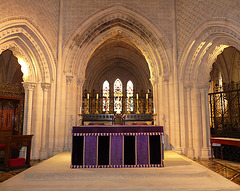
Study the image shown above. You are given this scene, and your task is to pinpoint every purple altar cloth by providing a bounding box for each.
[137,135,149,165]
[111,136,123,165]
[85,136,97,165]
[72,125,163,135]
[71,125,164,168]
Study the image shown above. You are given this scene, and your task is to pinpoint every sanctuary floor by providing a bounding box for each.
[0,151,240,191]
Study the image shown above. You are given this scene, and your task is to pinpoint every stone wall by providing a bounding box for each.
[0,0,59,60]
[62,0,173,46]
[176,0,240,61]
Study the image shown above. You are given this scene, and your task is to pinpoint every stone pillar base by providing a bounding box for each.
[39,149,48,160]
[187,148,195,159]
[174,147,182,154]
[201,147,210,160]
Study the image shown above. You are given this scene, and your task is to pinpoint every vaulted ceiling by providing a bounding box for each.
[84,38,152,94]
[210,46,240,85]
[0,50,23,84]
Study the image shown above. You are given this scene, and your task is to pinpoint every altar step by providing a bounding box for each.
[24,166,208,181]
[23,151,207,181]
[1,151,239,191]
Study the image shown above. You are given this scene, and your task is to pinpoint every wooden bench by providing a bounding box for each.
[210,137,240,160]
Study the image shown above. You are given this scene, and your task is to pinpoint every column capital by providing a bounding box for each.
[66,76,73,85]
[198,82,210,90]
[22,82,36,91]
[184,81,193,89]
[77,77,85,87]
[41,83,51,92]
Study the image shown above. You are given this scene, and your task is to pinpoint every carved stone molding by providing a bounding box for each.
[64,6,171,84]
[150,75,159,86]
[41,83,51,92]
[0,18,56,83]
[23,82,36,91]
[77,77,85,87]
[66,76,73,85]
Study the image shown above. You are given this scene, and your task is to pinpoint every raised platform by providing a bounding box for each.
[0,151,239,191]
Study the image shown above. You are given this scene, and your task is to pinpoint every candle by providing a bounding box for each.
[80,107,82,114]
[87,94,89,99]
[154,108,155,114]
[96,94,98,99]
[146,93,148,99]
[136,94,138,99]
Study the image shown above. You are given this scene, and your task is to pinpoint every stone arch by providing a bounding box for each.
[0,18,56,83]
[178,18,240,159]
[179,18,240,86]
[0,18,57,159]
[63,4,172,84]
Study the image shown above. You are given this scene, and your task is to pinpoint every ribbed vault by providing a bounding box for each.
[84,39,151,92]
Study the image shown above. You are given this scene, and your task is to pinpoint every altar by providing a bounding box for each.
[71,125,164,168]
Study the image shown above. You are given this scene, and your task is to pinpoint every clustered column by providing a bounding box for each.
[23,82,36,135]
[40,83,50,159]
[200,84,210,159]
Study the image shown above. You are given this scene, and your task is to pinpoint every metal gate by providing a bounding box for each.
[209,83,240,139]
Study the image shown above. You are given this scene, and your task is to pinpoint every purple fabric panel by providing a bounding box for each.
[72,125,163,134]
[85,136,97,165]
[111,136,123,165]
[137,135,149,165]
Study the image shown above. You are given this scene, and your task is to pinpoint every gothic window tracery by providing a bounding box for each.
[103,80,109,112]
[114,78,122,113]
[127,80,133,112]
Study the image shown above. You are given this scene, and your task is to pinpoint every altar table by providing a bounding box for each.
[71,125,164,168]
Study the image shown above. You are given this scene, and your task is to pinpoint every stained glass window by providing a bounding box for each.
[103,80,109,112]
[127,80,134,112]
[114,78,122,113]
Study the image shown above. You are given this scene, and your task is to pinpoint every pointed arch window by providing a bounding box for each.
[114,78,122,113]
[103,80,109,112]
[127,80,134,112]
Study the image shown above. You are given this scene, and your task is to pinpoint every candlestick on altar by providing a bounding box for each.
[152,113,157,126]
[105,95,109,114]
[78,113,84,126]
[95,95,99,114]
[85,94,90,114]
[127,95,131,114]
[136,94,140,114]
[145,95,150,114]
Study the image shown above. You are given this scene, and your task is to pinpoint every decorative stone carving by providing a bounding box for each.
[66,76,73,85]
[77,77,85,87]
[41,83,51,92]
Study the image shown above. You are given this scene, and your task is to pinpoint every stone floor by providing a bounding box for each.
[0,160,41,182]
[196,159,240,185]
[0,151,240,190]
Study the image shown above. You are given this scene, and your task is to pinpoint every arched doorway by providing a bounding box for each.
[83,38,153,115]
[0,50,24,138]
[0,19,56,159]
[179,18,240,159]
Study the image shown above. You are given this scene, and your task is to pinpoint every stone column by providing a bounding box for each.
[163,79,170,150]
[186,85,195,159]
[23,82,36,135]
[191,85,202,159]
[77,77,85,120]
[150,76,159,124]
[64,76,73,151]
[200,83,210,159]
[40,83,50,159]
